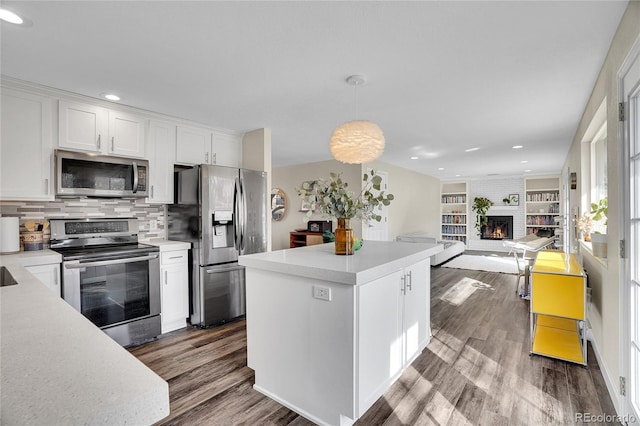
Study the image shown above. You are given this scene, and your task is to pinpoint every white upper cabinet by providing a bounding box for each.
[212,131,241,168]
[176,126,242,167]
[1,88,54,200]
[58,100,106,152]
[108,110,146,158]
[146,120,176,204]
[176,125,211,165]
[59,100,146,158]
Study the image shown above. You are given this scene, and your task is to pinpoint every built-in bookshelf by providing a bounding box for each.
[441,181,468,246]
[524,176,561,240]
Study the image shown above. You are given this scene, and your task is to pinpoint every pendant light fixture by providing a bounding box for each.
[330,75,385,164]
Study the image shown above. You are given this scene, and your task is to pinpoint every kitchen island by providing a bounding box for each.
[0,252,169,425]
[238,240,443,426]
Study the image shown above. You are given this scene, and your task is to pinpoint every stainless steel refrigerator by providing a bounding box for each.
[168,164,267,327]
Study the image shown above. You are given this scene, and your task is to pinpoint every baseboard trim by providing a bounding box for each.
[252,384,355,426]
[586,328,622,415]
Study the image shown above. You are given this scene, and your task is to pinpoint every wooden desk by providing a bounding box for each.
[530,250,587,365]
[290,231,324,248]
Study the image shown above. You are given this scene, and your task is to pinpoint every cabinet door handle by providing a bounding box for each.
[111,136,115,151]
[150,185,154,198]
[407,271,413,291]
[97,134,101,149]
[205,152,209,163]
[168,255,183,260]
[400,274,406,295]
[164,270,168,285]
[212,153,217,164]
[44,178,49,195]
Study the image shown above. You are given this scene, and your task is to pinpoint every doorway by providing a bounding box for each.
[620,36,640,424]
[363,169,389,241]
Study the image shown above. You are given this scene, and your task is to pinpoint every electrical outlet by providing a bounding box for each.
[313,285,331,301]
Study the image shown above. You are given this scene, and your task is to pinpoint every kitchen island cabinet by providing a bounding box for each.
[0,253,169,425]
[239,241,443,426]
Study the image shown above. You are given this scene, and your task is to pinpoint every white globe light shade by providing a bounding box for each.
[329,120,385,164]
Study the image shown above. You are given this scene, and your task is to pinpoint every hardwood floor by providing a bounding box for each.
[129,266,617,425]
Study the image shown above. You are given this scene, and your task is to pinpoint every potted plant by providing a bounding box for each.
[589,197,608,258]
[298,171,394,255]
[471,197,494,237]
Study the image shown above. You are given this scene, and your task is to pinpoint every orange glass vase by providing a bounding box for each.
[334,218,354,255]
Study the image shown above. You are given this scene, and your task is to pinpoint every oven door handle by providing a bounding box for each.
[64,254,159,269]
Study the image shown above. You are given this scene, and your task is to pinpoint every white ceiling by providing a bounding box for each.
[0,1,628,180]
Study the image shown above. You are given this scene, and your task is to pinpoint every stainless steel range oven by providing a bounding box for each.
[50,218,160,347]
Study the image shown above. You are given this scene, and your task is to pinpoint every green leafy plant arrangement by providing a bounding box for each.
[471,196,494,236]
[590,197,608,233]
[297,171,394,222]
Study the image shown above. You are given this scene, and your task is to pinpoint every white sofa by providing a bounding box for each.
[396,232,465,266]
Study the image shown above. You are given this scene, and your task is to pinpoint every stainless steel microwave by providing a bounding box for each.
[55,149,149,198]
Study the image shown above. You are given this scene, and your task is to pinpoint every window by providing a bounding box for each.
[580,100,608,235]
[590,124,608,233]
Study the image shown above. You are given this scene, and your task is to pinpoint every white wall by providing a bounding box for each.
[560,1,640,413]
[367,160,440,241]
[467,176,525,252]
[271,159,441,251]
[271,160,362,251]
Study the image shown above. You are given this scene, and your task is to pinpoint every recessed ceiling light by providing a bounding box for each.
[0,8,24,24]
[520,160,528,164]
[103,94,121,101]
[438,167,445,171]
[512,145,524,149]
[524,169,532,173]
[410,156,419,160]
[465,147,480,152]
[455,174,461,177]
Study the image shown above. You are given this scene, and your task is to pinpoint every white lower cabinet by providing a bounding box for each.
[160,249,189,333]
[25,263,61,297]
[356,258,430,414]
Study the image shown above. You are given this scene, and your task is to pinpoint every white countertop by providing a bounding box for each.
[145,238,191,251]
[6,249,62,266]
[238,240,443,285]
[0,254,170,425]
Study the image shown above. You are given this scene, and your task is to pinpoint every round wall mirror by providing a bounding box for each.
[271,188,287,221]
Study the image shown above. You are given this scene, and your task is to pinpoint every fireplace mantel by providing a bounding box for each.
[488,205,518,213]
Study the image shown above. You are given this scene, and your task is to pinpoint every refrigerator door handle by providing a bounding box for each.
[234,177,241,251]
[239,178,246,253]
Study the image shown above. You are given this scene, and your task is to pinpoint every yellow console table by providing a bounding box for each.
[530,250,587,365]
